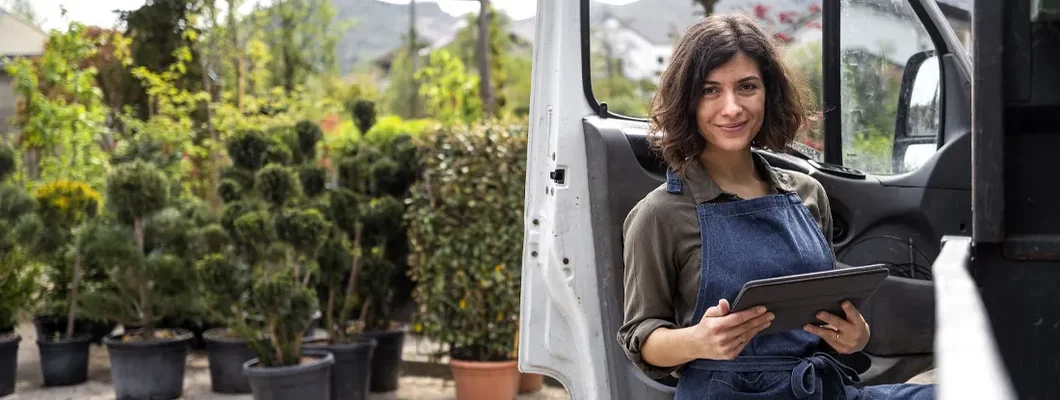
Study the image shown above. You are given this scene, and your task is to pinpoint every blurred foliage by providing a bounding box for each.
[406,121,526,362]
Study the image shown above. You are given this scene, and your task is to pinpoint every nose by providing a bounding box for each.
[720,91,742,118]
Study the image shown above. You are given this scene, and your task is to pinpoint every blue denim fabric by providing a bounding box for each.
[665,170,934,400]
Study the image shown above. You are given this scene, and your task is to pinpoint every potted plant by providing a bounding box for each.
[29,180,103,387]
[241,263,333,400]
[197,251,261,394]
[78,160,203,400]
[0,145,43,397]
[406,123,527,399]
[217,133,335,399]
[335,134,419,394]
[257,119,378,400]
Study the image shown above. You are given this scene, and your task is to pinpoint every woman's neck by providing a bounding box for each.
[699,147,757,185]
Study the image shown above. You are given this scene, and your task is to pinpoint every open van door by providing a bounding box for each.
[518,0,973,398]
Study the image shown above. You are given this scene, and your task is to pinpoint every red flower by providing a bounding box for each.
[776,33,791,42]
[809,3,821,13]
[778,11,794,24]
[754,4,770,19]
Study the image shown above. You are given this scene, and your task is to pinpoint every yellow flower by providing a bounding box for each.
[494,264,503,272]
[459,299,467,310]
[414,323,423,333]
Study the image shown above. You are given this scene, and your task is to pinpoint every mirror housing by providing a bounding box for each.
[893,50,941,174]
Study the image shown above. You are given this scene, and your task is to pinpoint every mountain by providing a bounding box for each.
[332,0,461,73]
[330,0,701,74]
[330,0,972,74]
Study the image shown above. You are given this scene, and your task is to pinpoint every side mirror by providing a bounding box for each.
[893,51,941,174]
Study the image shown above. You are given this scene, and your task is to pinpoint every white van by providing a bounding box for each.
[518,0,1017,399]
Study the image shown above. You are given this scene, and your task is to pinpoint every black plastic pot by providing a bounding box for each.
[303,337,377,400]
[204,328,256,394]
[243,349,334,400]
[0,333,19,397]
[37,333,92,387]
[359,329,406,393]
[104,328,193,400]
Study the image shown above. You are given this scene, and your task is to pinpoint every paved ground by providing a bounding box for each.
[7,323,570,400]
[7,321,935,399]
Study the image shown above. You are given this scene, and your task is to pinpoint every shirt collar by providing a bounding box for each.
[681,152,795,204]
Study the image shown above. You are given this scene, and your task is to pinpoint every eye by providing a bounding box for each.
[703,86,719,95]
[740,83,759,91]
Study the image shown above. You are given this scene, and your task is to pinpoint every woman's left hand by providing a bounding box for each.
[804,301,871,354]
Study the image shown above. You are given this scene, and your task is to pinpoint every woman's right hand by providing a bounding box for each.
[691,299,775,360]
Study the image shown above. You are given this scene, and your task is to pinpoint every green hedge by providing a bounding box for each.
[406,121,527,362]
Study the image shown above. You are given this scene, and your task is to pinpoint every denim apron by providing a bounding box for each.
[667,171,934,400]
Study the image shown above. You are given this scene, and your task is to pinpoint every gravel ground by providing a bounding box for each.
[8,322,570,400]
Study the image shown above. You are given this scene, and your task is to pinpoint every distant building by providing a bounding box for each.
[0,8,48,140]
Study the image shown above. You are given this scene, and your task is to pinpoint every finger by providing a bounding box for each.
[719,305,768,328]
[804,324,844,349]
[805,324,855,353]
[702,299,731,319]
[742,318,773,339]
[731,311,775,337]
[842,301,866,325]
[816,311,855,332]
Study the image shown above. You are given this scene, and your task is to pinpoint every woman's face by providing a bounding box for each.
[695,52,766,155]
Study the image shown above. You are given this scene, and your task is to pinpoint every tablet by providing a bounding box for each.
[730,264,889,336]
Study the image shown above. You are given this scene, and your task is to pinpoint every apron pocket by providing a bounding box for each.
[710,371,791,397]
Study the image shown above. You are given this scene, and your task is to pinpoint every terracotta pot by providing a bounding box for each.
[519,372,544,394]
[449,359,519,400]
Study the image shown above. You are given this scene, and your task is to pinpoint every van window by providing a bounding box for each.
[586,1,826,159]
[586,1,958,175]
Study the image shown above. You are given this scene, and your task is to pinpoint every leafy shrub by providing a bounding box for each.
[406,122,527,362]
[0,145,42,331]
[0,145,15,182]
[31,180,102,338]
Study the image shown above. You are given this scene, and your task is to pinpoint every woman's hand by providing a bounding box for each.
[691,299,775,360]
[804,301,871,354]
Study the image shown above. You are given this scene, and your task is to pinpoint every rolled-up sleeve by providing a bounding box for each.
[617,198,681,379]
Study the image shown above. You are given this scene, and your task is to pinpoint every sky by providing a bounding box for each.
[27,0,640,31]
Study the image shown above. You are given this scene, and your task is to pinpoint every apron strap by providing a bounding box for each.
[666,169,683,194]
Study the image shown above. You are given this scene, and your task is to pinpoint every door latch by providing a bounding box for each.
[550,168,566,184]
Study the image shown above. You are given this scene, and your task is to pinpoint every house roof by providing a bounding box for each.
[0,7,50,39]
[0,7,48,58]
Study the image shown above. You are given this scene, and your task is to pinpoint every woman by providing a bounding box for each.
[617,13,935,400]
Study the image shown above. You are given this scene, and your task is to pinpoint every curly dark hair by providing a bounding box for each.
[648,13,814,175]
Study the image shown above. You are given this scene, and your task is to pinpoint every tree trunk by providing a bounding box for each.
[134,216,153,338]
[409,0,419,118]
[694,0,717,15]
[477,0,494,117]
[228,0,245,111]
[65,252,82,338]
[202,2,223,211]
[340,225,363,325]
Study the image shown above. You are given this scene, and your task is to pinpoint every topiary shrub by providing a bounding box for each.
[78,160,203,340]
[350,99,377,135]
[406,122,527,362]
[0,145,42,333]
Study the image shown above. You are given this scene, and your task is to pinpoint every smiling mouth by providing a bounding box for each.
[716,122,748,132]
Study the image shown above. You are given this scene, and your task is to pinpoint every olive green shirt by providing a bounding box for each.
[617,153,834,379]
